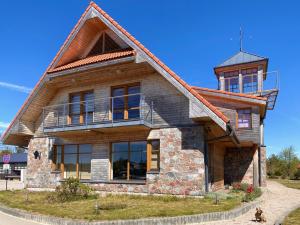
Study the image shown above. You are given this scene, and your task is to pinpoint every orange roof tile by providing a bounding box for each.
[89,2,229,124]
[192,87,267,101]
[48,50,135,73]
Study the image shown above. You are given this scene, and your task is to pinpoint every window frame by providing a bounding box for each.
[52,144,92,180]
[147,140,160,172]
[241,68,258,93]
[68,90,94,125]
[236,108,252,130]
[111,83,141,121]
[110,140,148,181]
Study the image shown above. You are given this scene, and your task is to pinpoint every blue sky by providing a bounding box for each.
[0,0,299,156]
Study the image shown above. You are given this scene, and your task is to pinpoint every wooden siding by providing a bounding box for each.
[206,96,261,144]
[35,69,195,137]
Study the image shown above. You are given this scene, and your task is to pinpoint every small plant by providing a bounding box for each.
[48,177,97,202]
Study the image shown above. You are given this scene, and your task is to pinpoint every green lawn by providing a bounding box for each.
[274,179,300,189]
[0,191,242,221]
[284,208,300,225]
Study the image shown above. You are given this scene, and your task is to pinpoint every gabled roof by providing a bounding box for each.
[1,2,233,145]
[215,51,268,68]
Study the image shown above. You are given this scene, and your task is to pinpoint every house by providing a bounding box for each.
[1,2,278,195]
[0,153,27,179]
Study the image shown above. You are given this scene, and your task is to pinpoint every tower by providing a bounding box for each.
[214,51,279,110]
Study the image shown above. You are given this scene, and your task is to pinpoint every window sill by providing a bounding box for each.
[147,170,160,174]
[59,179,147,185]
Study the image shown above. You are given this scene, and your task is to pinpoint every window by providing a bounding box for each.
[111,141,147,180]
[242,68,258,93]
[52,144,92,180]
[111,84,141,121]
[237,109,252,129]
[69,91,94,125]
[147,140,160,171]
[224,71,239,93]
[88,32,121,56]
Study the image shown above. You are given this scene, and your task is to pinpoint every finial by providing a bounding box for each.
[240,26,243,52]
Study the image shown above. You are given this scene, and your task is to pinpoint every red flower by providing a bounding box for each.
[247,185,254,193]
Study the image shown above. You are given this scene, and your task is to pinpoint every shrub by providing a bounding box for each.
[48,177,97,202]
[243,187,262,202]
[294,169,300,180]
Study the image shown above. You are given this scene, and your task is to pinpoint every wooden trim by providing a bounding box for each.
[127,142,130,180]
[61,146,65,179]
[52,146,57,171]
[69,90,94,125]
[147,142,151,172]
[76,145,80,178]
[111,82,141,121]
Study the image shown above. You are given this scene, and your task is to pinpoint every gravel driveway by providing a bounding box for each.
[193,180,300,225]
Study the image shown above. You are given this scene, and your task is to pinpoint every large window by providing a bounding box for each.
[111,141,147,180]
[224,71,239,93]
[52,144,92,180]
[237,109,252,129]
[69,91,94,125]
[111,83,141,121]
[242,68,258,93]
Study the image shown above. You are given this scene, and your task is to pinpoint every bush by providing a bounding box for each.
[294,169,300,180]
[243,186,262,202]
[48,177,97,202]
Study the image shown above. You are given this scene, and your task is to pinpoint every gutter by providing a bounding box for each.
[204,122,240,192]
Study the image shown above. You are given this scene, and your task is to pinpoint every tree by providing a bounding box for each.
[279,146,299,179]
[267,154,284,177]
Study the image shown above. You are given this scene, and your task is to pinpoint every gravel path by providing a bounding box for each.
[192,180,300,225]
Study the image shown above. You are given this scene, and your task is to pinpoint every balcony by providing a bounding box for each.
[42,94,153,133]
[223,71,279,110]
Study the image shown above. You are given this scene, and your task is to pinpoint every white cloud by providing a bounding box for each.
[0,122,10,129]
[0,81,32,94]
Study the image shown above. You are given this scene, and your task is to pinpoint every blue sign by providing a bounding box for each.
[2,154,10,164]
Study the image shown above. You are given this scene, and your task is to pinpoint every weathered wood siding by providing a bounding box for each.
[205,97,261,144]
[34,71,194,136]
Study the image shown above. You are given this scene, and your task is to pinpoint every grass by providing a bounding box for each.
[284,208,300,225]
[0,190,242,221]
[273,179,300,190]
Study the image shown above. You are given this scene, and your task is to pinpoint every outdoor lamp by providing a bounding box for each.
[33,150,41,160]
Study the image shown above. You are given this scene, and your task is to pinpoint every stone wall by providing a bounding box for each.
[260,146,267,186]
[26,137,60,188]
[147,127,205,195]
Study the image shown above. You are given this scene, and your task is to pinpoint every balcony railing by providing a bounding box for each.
[42,94,153,133]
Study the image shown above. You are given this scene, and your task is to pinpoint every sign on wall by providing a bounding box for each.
[2,154,10,164]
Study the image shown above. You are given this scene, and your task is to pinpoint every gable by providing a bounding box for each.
[1,2,232,145]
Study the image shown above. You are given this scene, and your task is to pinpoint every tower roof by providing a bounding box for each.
[215,51,268,69]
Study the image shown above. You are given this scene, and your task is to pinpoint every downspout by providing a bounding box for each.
[204,122,240,193]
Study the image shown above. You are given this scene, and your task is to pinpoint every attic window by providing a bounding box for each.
[88,33,121,56]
